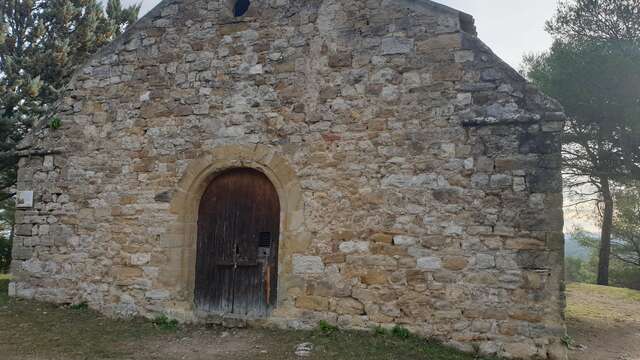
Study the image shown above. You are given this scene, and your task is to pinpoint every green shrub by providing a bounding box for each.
[152,315,179,331]
[317,320,339,335]
[374,326,389,336]
[0,235,11,274]
[472,343,481,357]
[561,335,575,348]
[391,325,410,339]
[565,256,595,284]
[69,302,89,310]
[49,117,62,130]
[0,200,15,275]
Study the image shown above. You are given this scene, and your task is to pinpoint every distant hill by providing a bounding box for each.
[565,233,592,260]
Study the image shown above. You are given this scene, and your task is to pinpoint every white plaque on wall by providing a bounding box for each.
[16,191,34,208]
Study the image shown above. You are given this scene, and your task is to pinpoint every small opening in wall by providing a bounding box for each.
[459,12,477,36]
[234,0,251,17]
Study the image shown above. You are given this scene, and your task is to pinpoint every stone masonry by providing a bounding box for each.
[12,0,567,359]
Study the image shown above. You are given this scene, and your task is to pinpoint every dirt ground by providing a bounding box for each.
[566,283,640,360]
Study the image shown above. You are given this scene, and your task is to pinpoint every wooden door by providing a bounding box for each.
[195,168,280,317]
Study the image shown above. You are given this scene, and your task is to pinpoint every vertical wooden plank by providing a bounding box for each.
[195,168,280,317]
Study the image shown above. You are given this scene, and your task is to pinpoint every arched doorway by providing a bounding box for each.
[194,168,280,318]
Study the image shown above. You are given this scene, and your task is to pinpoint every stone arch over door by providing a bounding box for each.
[161,145,307,318]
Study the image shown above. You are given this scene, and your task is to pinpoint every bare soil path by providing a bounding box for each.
[566,283,640,360]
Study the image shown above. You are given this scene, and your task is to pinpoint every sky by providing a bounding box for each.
[121,0,558,68]
[438,0,557,67]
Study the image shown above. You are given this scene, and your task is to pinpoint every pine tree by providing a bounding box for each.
[0,0,140,271]
[0,0,141,201]
[525,0,640,285]
[612,186,640,268]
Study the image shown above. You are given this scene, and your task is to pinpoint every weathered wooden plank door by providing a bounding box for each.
[195,168,280,318]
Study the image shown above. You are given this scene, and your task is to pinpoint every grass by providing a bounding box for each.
[564,282,640,360]
[566,282,640,323]
[568,282,640,302]
[0,277,500,360]
[0,278,163,359]
[0,273,10,303]
[267,326,497,360]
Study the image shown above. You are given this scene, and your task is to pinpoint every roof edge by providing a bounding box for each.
[413,0,477,35]
[16,0,178,150]
[69,0,176,83]
[73,0,478,83]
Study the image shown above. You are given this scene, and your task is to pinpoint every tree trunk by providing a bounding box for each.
[597,177,614,285]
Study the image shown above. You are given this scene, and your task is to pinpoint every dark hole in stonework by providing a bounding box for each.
[259,232,272,247]
[234,0,250,17]
[154,191,171,203]
[459,12,477,35]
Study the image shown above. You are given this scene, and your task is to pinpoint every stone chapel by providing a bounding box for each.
[11,0,567,358]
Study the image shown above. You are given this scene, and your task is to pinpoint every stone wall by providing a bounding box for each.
[11,0,566,358]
